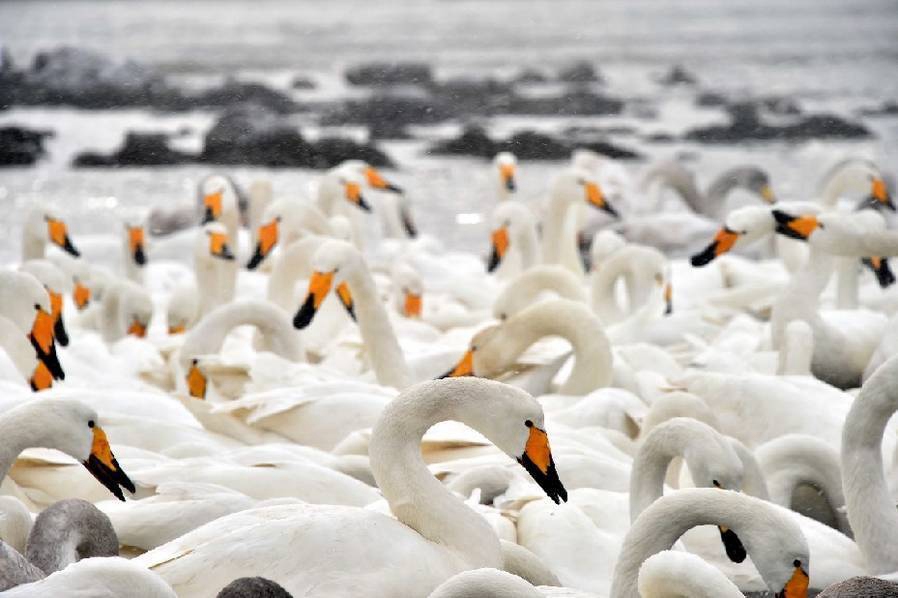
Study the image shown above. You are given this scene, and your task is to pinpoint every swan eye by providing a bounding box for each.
[793,559,801,567]
[33,303,40,310]
[87,420,95,428]
[524,419,533,428]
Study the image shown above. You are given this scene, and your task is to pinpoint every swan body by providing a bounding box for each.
[492,266,588,321]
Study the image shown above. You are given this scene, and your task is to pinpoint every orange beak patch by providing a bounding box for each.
[31,307,55,356]
[524,424,552,475]
[128,227,147,266]
[127,319,147,338]
[30,360,53,392]
[780,563,809,598]
[439,349,475,378]
[487,227,510,273]
[344,182,371,211]
[366,167,388,188]
[247,219,279,270]
[208,231,235,260]
[403,291,422,318]
[773,210,822,241]
[584,181,619,217]
[336,281,356,321]
[46,218,80,257]
[73,282,91,310]
[500,163,516,192]
[691,227,741,267]
[203,190,223,219]
[518,420,567,504]
[294,270,334,329]
[873,178,888,202]
[48,289,69,346]
[186,360,207,399]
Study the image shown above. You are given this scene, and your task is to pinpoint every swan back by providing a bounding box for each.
[427,568,540,598]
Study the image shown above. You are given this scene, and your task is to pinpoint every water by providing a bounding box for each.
[0,0,897,262]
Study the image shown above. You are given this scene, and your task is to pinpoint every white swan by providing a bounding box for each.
[245,197,333,270]
[134,378,567,597]
[1,557,175,597]
[591,245,668,324]
[487,201,541,277]
[19,259,71,348]
[817,157,894,211]
[492,265,588,321]
[637,551,742,598]
[96,279,153,342]
[21,208,80,261]
[493,152,518,202]
[194,222,238,319]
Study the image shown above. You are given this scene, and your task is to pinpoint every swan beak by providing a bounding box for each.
[438,349,475,379]
[336,282,356,321]
[73,281,91,311]
[247,218,279,270]
[294,270,334,329]
[690,227,740,267]
[403,291,422,318]
[487,227,510,273]
[760,184,776,204]
[29,360,53,392]
[584,181,619,218]
[345,182,372,212]
[202,190,223,223]
[500,163,516,192]
[127,318,147,338]
[186,359,207,399]
[401,205,418,238]
[128,226,147,266]
[772,210,822,241]
[775,562,809,598]
[46,218,80,257]
[209,231,235,261]
[872,178,895,211]
[663,283,673,315]
[863,256,897,288]
[30,307,65,381]
[169,323,186,335]
[83,424,136,502]
[366,167,403,194]
[717,525,747,563]
[49,290,69,346]
[518,421,567,504]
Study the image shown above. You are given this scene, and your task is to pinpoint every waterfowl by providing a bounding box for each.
[21,208,80,261]
[19,259,71,347]
[1,556,175,597]
[492,265,588,321]
[493,152,518,202]
[487,201,541,277]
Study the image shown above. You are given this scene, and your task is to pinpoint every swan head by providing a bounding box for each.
[124,221,147,267]
[691,205,784,266]
[199,175,237,225]
[26,208,80,257]
[199,223,236,262]
[392,263,423,319]
[342,159,403,194]
[13,400,135,501]
[46,253,92,311]
[771,210,823,242]
[493,151,518,193]
[0,270,64,385]
[116,280,153,338]
[824,158,894,211]
[439,324,502,378]
[554,167,619,218]
[293,240,360,329]
[487,202,534,272]
[246,215,280,270]
[724,165,777,203]
[326,164,372,212]
[20,259,72,347]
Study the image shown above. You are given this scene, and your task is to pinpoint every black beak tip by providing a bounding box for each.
[202,208,214,224]
[719,527,747,563]
[358,196,372,212]
[246,248,264,271]
[386,183,404,194]
[134,246,147,266]
[54,318,69,347]
[603,203,620,219]
[63,237,80,257]
[505,178,516,192]
[690,243,718,267]
[487,249,501,273]
[293,295,317,329]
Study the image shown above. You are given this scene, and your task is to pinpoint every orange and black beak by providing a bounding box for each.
[584,181,619,218]
[83,422,135,502]
[518,420,567,504]
[712,481,747,563]
[760,184,776,204]
[366,166,403,194]
[691,227,740,267]
[663,282,673,315]
[29,361,53,392]
[127,318,147,338]
[862,256,896,288]
[403,290,422,318]
[29,306,65,382]
[73,280,91,311]
[775,560,809,598]
[46,217,80,257]
[128,226,147,266]
[48,289,68,346]
[247,218,279,270]
[186,358,207,399]
[336,281,356,321]
[871,178,895,211]
[345,182,371,212]
[294,271,334,329]
[438,348,475,379]
[202,190,223,223]
[500,163,516,192]
[773,210,822,241]
[487,227,509,273]
[208,231,235,261]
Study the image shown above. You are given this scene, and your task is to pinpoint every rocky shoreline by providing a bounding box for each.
[0,47,884,168]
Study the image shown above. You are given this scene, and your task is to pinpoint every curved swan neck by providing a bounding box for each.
[542,189,584,277]
[369,382,503,569]
[479,299,611,394]
[345,260,411,389]
[0,317,37,383]
[267,238,322,310]
[493,266,587,319]
[842,357,898,573]
[513,223,541,271]
[25,499,118,575]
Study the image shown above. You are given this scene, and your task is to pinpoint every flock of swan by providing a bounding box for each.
[2,150,898,597]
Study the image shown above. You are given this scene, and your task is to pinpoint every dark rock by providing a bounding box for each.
[0,126,52,166]
[325,93,448,128]
[644,132,677,143]
[684,102,871,143]
[312,137,392,168]
[760,96,802,116]
[367,120,412,140]
[504,89,624,116]
[428,125,641,161]
[72,132,194,167]
[658,65,699,86]
[345,62,433,87]
[430,77,515,114]
[859,100,898,116]
[189,80,299,114]
[696,91,728,107]
[511,68,550,84]
[557,61,603,84]
[290,75,316,90]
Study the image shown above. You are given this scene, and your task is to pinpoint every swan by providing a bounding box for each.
[841,353,898,573]
[45,252,92,312]
[134,378,567,597]
[640,160,775,220]
[817,157,894,211]
[0,270,64,387]
[493,152,518,202]
[426,569,542,598]
[338,159,415,239]
[0,399,134,501]
[72,218,149,284]
[293,239,411,389]
[492,266,588,321]
[589,229,626,271]
[542,168,619,277]
[21,208,80,260]
[19,259,71,347]
[590,245,668,324]
[611,489,810,598]
[487,201,541,277]
[245,197,333,270]
[194,222,238,319]
[96,279,153,342]
[0,557,176,597]
[444,298,612,395]
[199,175,241,244]
[637,551,742,598]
